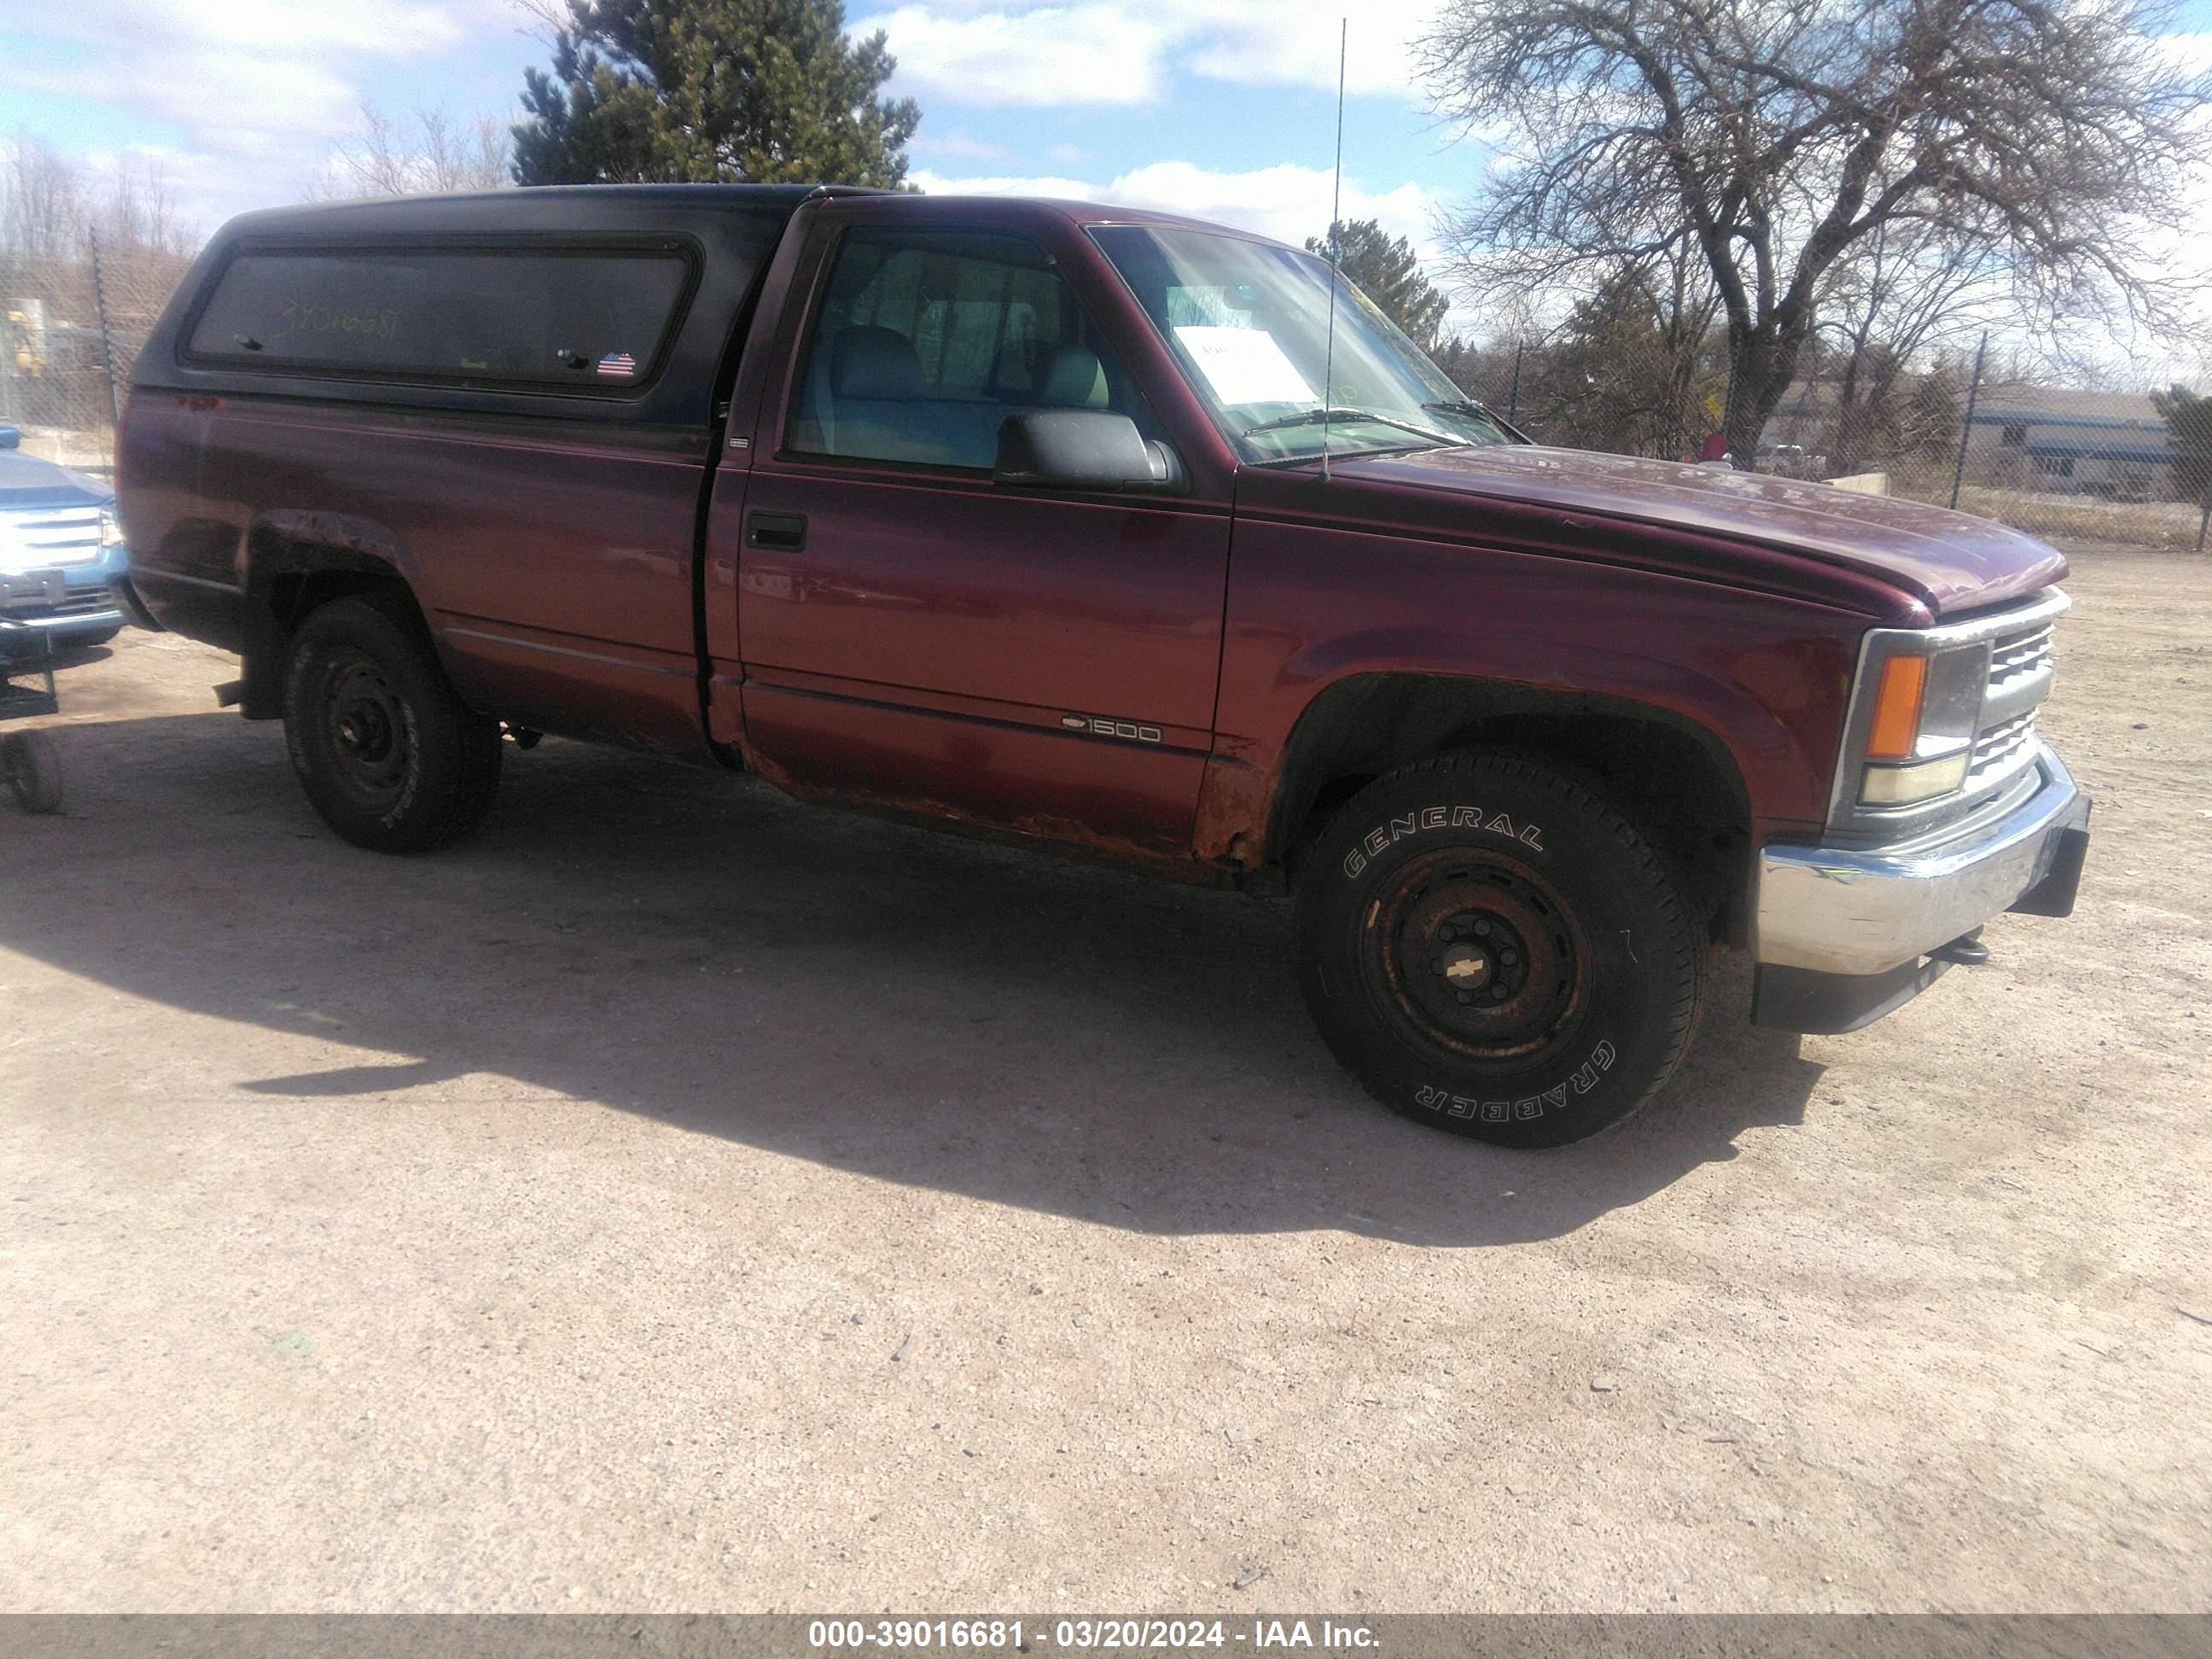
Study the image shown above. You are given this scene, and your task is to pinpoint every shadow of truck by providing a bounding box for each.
[2,707,1825,1247]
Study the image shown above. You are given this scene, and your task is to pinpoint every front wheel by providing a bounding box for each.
[1296,753,1704,1149]
[282,594,502,853]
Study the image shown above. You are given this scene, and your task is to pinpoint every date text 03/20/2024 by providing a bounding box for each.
[806,1620,1379,1650]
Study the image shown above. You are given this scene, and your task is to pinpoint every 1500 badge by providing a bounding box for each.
[1061,714,1161,743]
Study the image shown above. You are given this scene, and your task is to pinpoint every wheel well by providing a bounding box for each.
[238,553,421,720]
[1272,675,1754,946]
[264,567,416,632]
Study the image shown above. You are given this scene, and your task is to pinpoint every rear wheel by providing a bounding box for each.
[282,593,502,853]
[1296,752,1704,1148]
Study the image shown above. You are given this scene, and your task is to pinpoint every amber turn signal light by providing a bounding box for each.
[1865,655,1929,760]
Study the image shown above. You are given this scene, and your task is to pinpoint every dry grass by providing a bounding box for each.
[1886,462,2210,553]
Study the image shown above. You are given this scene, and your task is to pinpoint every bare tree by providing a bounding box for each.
[1421,0,2212,467]
[1521,239,1727,457]
[1816,220,2008,473]
[2,134,88,260]
[5,138,193,263]
[419,108,514,193]
[313,103,513,201]
[3,136,198,440]
[90,153,195,260]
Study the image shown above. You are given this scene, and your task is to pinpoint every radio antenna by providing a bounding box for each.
[1319,17,1348,484]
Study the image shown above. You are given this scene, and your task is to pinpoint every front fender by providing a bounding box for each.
[1285,621,1824,808]
[1199,515,1873,864]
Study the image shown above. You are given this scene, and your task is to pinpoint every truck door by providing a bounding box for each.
[724,208,1231,857]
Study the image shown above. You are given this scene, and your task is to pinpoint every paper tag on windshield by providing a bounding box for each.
[1173,326,1314,406]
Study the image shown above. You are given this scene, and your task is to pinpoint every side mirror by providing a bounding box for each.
[994,410,1184,494]
[0,424,20,451]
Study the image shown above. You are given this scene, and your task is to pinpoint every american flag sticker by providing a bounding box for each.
[596,352,637,379]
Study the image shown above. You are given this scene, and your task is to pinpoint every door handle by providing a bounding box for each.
[745,510,808,552]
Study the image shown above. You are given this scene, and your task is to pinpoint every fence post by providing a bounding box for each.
[2198,497,2209,556]
[1507,340,1523,426]
[90,230,123,429]
[1948,330,1988,511]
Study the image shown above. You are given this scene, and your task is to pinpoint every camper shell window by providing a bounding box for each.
[183,244,697,393]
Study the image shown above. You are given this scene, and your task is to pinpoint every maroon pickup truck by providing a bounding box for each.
[115,183,2090,1147]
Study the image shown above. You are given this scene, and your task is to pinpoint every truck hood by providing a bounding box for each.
[0,449,112,510]
[1338,444,2067,617]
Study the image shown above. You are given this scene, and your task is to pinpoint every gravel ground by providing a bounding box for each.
[2,545,2207,1613]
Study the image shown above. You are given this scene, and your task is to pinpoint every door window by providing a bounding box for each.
[788,228,1149,471]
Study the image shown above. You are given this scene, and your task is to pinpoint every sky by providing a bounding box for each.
[0,0,1493,273]
[4,0,2211,357]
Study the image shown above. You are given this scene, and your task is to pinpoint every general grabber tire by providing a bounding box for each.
[1296,752,1705,1149]
[282,593,503,853]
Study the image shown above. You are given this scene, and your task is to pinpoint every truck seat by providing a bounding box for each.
[798,329,1115,470]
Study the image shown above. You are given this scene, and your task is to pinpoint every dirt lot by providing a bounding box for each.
[3,546,2208,1614]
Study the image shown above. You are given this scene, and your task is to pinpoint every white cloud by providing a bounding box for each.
[911,131,1026,164]
[2155,30,2212,76]
[0,0,494,225]
[12,50,367,160]
[1174,0,1442,96]
[912,158,1441,259]
[916,168,1099,199]
[859,0,1445,107]
[860,5,1168,106]
[75,0,468,59]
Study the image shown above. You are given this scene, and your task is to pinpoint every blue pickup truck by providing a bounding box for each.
[1,422,131,658]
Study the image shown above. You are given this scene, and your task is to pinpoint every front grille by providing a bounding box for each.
[1988,620,2054,687]
[1969,707,2037,785]
[1964,606,2061,795]
[0,504,103,571]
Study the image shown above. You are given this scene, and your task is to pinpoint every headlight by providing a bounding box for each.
[99,508,126,549]
[1858,643,1987,807]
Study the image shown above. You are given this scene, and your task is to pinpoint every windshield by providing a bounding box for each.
[1089,225,1514,465]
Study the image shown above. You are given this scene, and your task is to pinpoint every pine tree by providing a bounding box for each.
[2151,384,2212,513]
[1901,365,1963,463]
[1304,219,1450,352]
[514,0,920,189]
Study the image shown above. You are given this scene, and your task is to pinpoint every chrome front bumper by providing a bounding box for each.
[1,548,129,642]
[1755,744,2090,978]
[3,602,125,634]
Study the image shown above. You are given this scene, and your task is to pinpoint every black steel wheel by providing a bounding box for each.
[319,650,413,810]
[1297,752,1704,1148]
[282,592,502,853]
[1363,848,1592,1065]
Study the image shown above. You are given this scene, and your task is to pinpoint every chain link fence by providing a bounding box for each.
[2,235,194,483]
[1761,344,2212,554]
[1442,331,2211,554]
